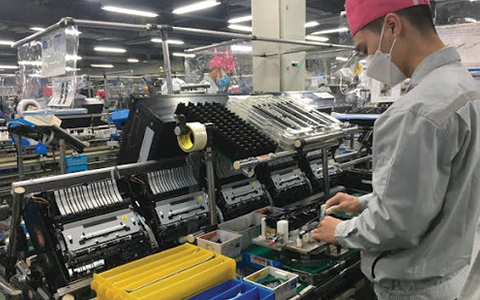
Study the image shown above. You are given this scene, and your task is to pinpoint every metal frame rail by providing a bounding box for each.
[12,17,353,94]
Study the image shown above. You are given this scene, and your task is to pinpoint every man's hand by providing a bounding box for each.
[324,192,362,216]
[313,216,342,244]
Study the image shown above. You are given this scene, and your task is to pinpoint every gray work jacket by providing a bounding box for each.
[335,47,480,299]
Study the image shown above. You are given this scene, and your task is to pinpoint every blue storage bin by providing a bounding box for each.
[189,279,274,300]
[66,155,88,174]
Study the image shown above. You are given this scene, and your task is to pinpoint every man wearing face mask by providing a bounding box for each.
[313,0,480,299]
[201,55,235,94]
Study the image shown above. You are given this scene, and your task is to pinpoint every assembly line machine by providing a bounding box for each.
[0,93,373,299]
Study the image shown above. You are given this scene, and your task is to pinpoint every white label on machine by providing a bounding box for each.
[41,31,67,78]
[138,127,155,163]
[48,77,75,107]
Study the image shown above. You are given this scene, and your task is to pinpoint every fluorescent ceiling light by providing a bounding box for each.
[127,58,140,63]
[228,15,252,24]
[336,57,349,62]
[30,27,45,32]
[0,65,18,69]
[151,38,185,45]
[91,64,114,68]
[306,35,329,42]
[18,61,42,66]
[231,45,252,52]
[65,55,82,61]
[65,67,81,72]
[228,24,252,32]
[94,46,127,53]
[173,1,220,15]
[0,40,14,46]
[102,5,158,18]
[173,53,196,58]
[305,21,320,28]
[312,27,349,35]
[65,28,82,36]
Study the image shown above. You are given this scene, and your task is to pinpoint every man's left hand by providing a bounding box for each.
[313,216,342,244]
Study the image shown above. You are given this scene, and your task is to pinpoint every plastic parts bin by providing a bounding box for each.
[189,279,274,300]
[91,243,236,300]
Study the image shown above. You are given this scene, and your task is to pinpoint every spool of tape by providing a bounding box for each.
[177,122,208,153]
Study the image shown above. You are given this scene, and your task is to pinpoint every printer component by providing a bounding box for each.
[227,95,348,150]
[256,156,312,207]
[22,179,155,295]
[131,163,210,247]
[215,155,270,220]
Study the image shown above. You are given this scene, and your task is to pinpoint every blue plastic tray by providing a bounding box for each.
[189,279,274,300]
[66,155,88,166]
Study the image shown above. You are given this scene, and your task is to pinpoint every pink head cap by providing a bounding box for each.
[209,55,236,72]
[346,0,430,37]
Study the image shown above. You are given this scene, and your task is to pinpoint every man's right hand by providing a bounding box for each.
[324,192,362,216]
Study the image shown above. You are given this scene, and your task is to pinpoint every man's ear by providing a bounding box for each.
[384,13,403,38]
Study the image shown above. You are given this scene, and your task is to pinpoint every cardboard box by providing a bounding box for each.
[197,230,242,258]
[245,266,298,300]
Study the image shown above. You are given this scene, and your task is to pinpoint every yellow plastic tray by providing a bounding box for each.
[91,243,236,300]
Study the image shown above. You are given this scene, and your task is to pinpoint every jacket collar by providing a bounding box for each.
[410,46,461,87]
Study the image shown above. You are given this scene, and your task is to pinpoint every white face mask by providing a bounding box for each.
[366,23,407,87]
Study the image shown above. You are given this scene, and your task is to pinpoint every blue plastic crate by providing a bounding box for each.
[189,279,274,300]
[66,155,88,174]
[66,155,88,166]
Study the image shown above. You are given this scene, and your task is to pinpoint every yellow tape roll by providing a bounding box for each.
[177,122,208,153]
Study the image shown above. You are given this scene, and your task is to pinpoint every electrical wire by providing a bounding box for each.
[31,196,50,205]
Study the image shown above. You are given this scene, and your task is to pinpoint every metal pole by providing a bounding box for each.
[338,155,373,170]
[255,36,354,49]
[103,73,107,106]
[13,17,354,50]
[258,47,349,58]
[12,18,66,48]
[171,26,252,40]
[171,25,354,49]
[205,147,217,226]
[59,139,66,174]
[87,76,92,98]
[185,39,244,54]
[7,187,25,276]
[74,19,147,31]
[12,160,161,194]
[322,148,330,201]
[161,29,174,95]
[232,139,340,171]
[294,127,358,149]
[15,135,25,181]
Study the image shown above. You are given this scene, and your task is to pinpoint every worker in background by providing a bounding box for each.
[200,55,235,94]
[313,0,480,299]
[161,75,186,94]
